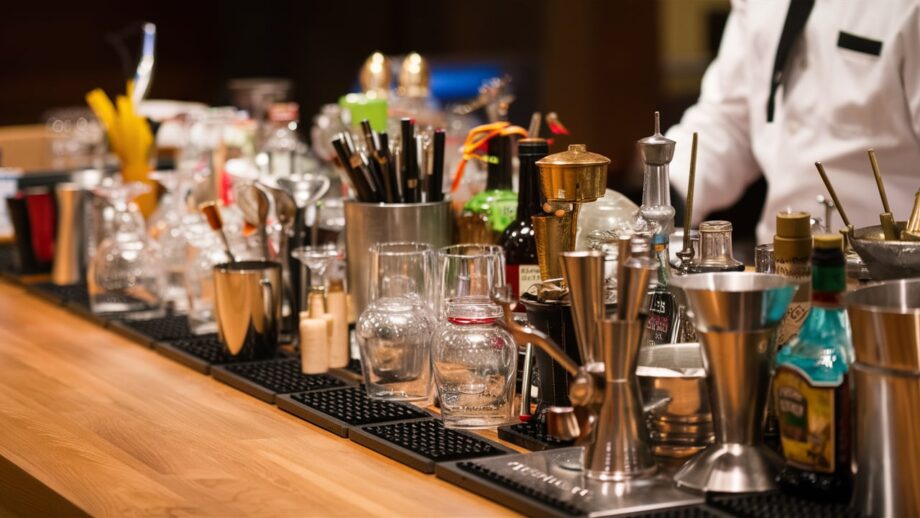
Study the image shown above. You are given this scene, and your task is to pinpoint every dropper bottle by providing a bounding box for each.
[637,112,679,345]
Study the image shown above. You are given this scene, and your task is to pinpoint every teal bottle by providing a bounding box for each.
[773,233,853,501]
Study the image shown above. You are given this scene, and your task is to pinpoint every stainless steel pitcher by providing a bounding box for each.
[214,261,282,360]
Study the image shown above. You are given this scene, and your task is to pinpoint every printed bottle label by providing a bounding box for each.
[506,264,542,304]
[776,258,812,345]
[774,365,842,473]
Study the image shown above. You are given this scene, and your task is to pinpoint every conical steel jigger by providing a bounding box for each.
[492,244,658,481]
[670,272,797,493]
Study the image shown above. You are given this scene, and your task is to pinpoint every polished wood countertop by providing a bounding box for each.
[0,281,516,516]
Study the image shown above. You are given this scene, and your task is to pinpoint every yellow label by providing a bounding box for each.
[773,366,836,473]
[519,265,542,298]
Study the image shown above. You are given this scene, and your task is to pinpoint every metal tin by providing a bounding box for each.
[535,144,608,203]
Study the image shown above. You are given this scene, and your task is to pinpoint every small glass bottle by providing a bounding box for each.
[774,211,813,347]
[773,234,853,501]
[433,298,517,428]
[688,220,745,273]
[261,102,307,179]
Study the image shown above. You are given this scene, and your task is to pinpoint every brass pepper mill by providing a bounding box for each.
[532,144,609,281]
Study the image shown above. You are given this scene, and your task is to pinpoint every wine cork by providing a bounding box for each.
[299,313,329,374]
[325,291,350,368]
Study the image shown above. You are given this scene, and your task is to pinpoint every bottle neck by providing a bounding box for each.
[516,141,548,220]
[811,248,846,307]
[486,136,513,191]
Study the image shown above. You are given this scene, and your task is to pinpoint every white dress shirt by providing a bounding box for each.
[666,0,920,244]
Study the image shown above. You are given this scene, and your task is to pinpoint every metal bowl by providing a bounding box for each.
[851,223,920,281]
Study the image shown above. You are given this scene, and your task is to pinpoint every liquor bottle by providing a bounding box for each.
[498,138,548,302]
[261,103,307,179]
[773,234,853,501]
[774,211,813,346]
[687,220,745,273]
[459,135,518,243]
[636,113,678,345]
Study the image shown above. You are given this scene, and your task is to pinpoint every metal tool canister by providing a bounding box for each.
[51,183,84,285]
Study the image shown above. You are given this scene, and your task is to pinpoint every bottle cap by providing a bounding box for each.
[268,103,299,123]
[814,233,843,250]
[775,211,811,238]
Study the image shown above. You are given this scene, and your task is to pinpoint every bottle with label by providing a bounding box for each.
[773,233,852,501]
[774,211,813,346]
[498,138,548,302]
[459,135,518,243]
[635,113,678,345]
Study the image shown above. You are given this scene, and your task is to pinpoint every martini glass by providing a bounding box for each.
[88,181,164,317]
[291,244,341,316]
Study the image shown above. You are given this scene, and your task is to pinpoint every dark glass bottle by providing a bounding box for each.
[499,138,548,301]
[773,234,853,501]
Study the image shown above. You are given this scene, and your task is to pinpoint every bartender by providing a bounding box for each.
[666,0,920,243]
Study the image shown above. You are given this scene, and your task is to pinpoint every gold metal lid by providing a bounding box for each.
[536,144,610,168]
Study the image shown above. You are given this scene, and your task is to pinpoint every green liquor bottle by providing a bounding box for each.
[773,233,853,501]
[460,135,518,243]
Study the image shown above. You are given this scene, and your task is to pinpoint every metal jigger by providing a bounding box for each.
[670,272,797,493]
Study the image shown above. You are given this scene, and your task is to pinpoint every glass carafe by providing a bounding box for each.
[88,182,164,317]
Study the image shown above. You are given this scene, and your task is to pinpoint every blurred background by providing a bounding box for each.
[1,0,765,239]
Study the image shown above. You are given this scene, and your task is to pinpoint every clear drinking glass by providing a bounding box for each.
[357,242,436,401]
[433,299,517,428]
[185,222,230,335]
[437,244,505,318]
[87,182,164,317]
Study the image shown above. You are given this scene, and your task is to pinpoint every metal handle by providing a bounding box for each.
[260,278,275,334]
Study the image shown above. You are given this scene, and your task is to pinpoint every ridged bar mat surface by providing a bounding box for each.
[455,460,585,516]
[211,358,347,403]
[498,420,575,451]
[350,418,512,474]
[27,281,88,305]
[0,245,19,276]
[109,315,192,346]
[155,334,289,374]
[276,386,431,437]
[708,492,860,518]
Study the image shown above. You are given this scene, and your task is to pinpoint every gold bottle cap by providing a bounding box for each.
[814,233,843,250]
[359,52,391,99]
[397,52,429,99]
[776,211,811,238]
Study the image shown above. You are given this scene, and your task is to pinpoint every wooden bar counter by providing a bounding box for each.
[0,281,515,516]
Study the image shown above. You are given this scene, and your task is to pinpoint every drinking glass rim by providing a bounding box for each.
[438,244,504,258]
[368,241,434,257]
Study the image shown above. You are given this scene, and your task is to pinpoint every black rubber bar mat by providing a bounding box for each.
[498,420,575,451]
[437,460,586,516]
[154,334,291,374]
[108,315,192,348]
[276,385,431,437]
[707,492,860,518]
[211,358,349,403]
[349,418,513,474]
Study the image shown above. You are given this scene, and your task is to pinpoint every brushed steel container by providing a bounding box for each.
[846,279,920,517]
[344,200,452,320]
[52,183,85,285]
[213,261,282,360]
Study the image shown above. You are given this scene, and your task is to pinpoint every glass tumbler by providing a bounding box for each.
[433,299,517,428]
[437,244,505,318]
[357,242,436,401]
